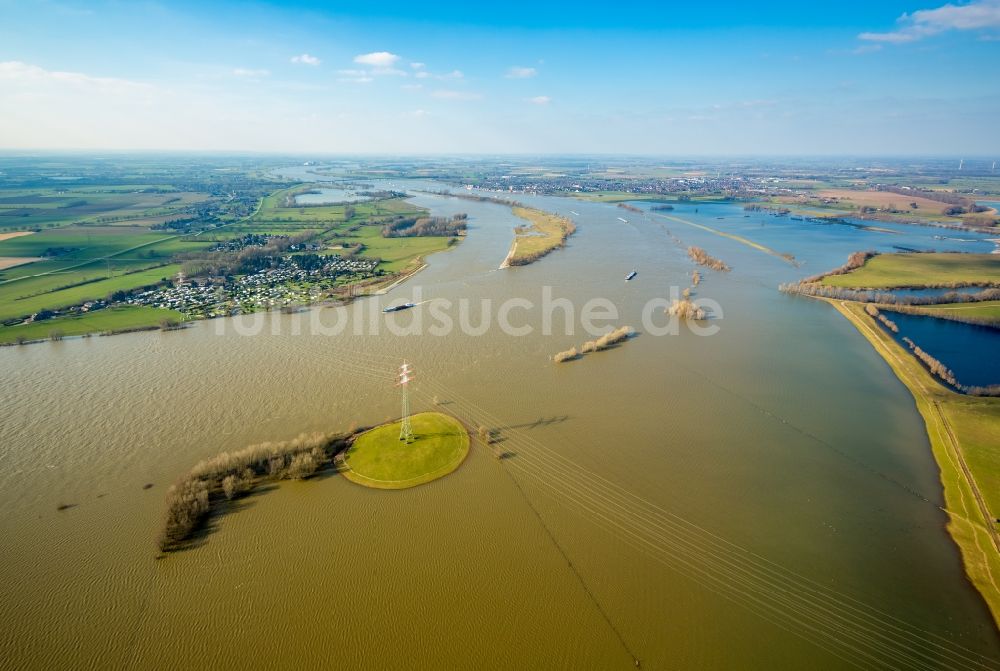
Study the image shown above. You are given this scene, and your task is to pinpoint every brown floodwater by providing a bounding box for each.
[2,188,999,669]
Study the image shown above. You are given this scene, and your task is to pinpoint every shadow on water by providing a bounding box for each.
[509,415,572,430]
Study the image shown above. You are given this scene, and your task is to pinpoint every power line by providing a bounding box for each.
[396,360,414,443]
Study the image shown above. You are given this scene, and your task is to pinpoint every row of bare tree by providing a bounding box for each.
[553,325,635,363]
[158,431,353,552]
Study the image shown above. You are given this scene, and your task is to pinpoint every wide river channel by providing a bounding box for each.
[2,176,999,669]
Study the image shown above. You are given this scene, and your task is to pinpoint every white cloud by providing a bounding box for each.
[410,62,425,70]
[852,44,884,54]
[337,70,373,83]
[527,95,551,105]
[0,61,150,94]
[860,0,1000,43]
[354,51,400,68]
[431,89,483,100]
[291,53,321,66]
[416,69,463,81]
[506,66,538,79]
[402,83,424,90]
[233,68,269,78]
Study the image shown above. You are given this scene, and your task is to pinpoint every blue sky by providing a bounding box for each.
[1,0,998,154]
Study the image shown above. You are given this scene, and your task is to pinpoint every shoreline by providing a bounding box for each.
[499,241,515,269]
[2,244,452,347]
[827,298,1000,627]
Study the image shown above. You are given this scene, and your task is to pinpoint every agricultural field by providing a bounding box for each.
[341,227,455,272]
[770,187,997,227]
[0,264,182,322]
[0,189,209,232]
[820,253,1000,288]
[816,188,961,214]
[0,306,185,345]
[0,169,463,341]
[244,187,450,272]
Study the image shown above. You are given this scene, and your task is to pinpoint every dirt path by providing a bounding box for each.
[834,299,1000,560]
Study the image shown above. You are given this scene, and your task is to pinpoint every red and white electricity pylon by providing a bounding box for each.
[396,361,414,443]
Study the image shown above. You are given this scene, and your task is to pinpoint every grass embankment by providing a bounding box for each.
[503,206,575,267]
[831,300,1000,625]
[0,306,184,344]
[821,253,1000,289]
[341,412,469,489]
[652,213,798,266]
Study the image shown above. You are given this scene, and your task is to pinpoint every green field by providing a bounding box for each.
[245,187,448,272]
[921,300,1000,319]
[822,253,1000,288]
[342,226,455,272]
[0,264,181,321]
[0,179,459,339]
[341,412,470,489]
[0,189,207,232]
[0,306,184,344]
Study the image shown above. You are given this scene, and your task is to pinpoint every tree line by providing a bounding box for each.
[158,430,355,552]
[687,246,730,272]
[863,305,1000,395]
[552,325,635,363]
[381,213,467,238]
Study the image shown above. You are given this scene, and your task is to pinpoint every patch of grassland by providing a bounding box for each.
[0,190,207,232]
[0,306,184,344]
[248,186,447,272]
[0,264,181,321]
[342,226,455,272]
[920,301,1000,319]
[831,300,1000,626]
[341,412,470,490]
[821,253,1000,289]
[0,225,171,259]
[505,206,575,267]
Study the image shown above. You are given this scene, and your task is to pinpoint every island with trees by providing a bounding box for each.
[158,411,471,552]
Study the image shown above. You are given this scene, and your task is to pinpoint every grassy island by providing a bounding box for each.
[501,206,576,268]
[341,412,470,489]
[156,412,469,552]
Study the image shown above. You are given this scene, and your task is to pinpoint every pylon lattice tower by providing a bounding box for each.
[397,361,415,443]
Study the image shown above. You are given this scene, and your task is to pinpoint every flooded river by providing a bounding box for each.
[2,183,999,669]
